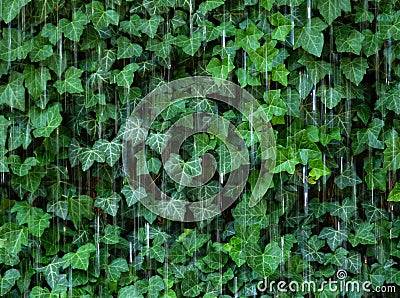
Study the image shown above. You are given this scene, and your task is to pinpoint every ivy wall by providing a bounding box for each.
[0,0,400,297]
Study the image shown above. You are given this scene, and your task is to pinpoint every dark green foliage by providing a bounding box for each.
[0,0,400,297]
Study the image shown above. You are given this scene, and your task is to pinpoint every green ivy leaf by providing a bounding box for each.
[272,63,290,86]
[349,222,377,246]
[365,168,386,191]
[248,41,279,72]
[263,90,287,121]
[317,0,341,25]
[294,18,328,57]
[112,63,139,87]
[232,197,269,227]
[59,11,89,42]
[78,147,105,171]
[8,155,37,176]
[0,269,20,296]
[181,271,202,297]
[340,57,368,86]
[36,257,66,290]
[41,23,60,45]
[116,37,143,59]
[175,32,203,56]
[137,275,165,297]
[101,225,122,244]
[118,285,143,298]
[11,202,52,237]
[62,243,96,270]
[0,0,31,23]
[146,33,175,58]
[0,223,28,255]
[181,230,210,256]
[260,0,275,10]
[388,183,400,202]
[121,185,147,207]
[106,258,129,281]
[335,27,365,54]
[28,37,53,62]
[86,1,119,29]
[93,138,122,166]
[236,68,261,87]
[334,165,362,189]
[309,158,330,180]
[377,83,400,114]
[11,166,46,193]
[269,12,292,41]
[224,237,246,267]
[298,54,332,83]
[47,200,68,220]
[319,126,341,146]
[319,227,348,251]
[317,85,344,109]
[300,235,325,263]
[0,28,31,61]
[23,65,51,100]
[149,245,165,262]
[29,286,55,298]
[324,247,348,267]
[31,104,63,138]
[120,15,141,36]
[0,72,25,111]
[273,145,298,174]
[326,198,356,222]
[142,0,174,16]
[28,209,52,237]
[54,67,84,94]
[94,192,121,216]
[68,195,94,229]
[198,0,224,14]
[146,132,170,154]
[362,29,383,57]
[383,135,400,170]
[138,15,163,38]
[206,57,235,80]
[234,23,264,52]
[354,118,384,153]
[247,242,283,278]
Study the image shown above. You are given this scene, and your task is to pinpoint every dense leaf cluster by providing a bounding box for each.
[1,0,400,297]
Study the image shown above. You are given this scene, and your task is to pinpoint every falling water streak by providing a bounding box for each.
[6,22,12,70]
[95,215,100,273]
[129,241,133,264]
[280,236,285,273]
[386,36,392,85]
[303,165,309,215]
[189,0,193,36]
[265,46,268,91]
[312,84,317,125]
[234,276,238,297]
[146,222,150,258]
[250,105,255,166]
[243,51,247,87]
[307,0,312,29]
[69,266,73,297]
[290,4,295,46]
[322,153,327,200]
[340,156,344,174]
